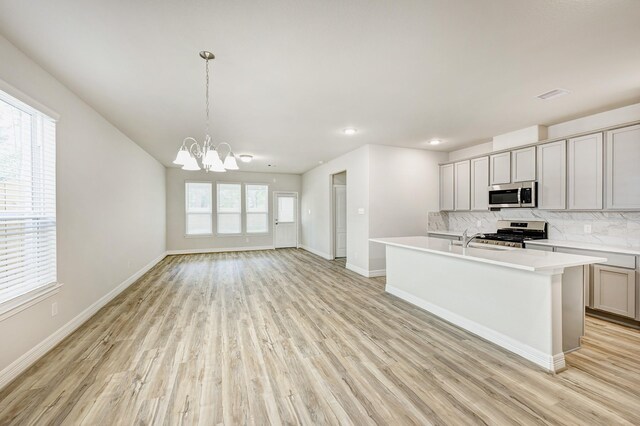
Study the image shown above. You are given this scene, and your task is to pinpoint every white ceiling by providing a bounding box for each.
[1,0,639,174]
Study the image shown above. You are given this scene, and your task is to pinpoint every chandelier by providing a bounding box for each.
[173,51,238,172]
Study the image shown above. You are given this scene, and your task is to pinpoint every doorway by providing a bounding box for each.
[274,192,298,248]
[332,172,347,259]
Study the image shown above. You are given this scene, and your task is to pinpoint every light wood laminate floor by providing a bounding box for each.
[1,249,639,425]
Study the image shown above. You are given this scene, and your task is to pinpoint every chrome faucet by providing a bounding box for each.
[462,228,485,248]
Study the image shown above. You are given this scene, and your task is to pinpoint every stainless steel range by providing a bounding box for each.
[476,220,548,248]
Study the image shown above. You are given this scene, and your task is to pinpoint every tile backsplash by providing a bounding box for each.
[428,210,640,249]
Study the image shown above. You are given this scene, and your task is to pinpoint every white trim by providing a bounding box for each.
[166,246,274,255]
[552,353,567,372]
[0,282,63,322]
[368,269,386,278]
[300,245,331,260]
[345,263,385,278]
[386,284,565,372]
[346,263,369,277]
[328,170,347,260]
[0,78,60,121]
[0,252,167,391]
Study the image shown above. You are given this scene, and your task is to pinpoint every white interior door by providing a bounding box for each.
[274,193,297,248]
[334,185,347,258]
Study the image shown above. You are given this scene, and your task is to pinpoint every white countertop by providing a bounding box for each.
[370,236,606,272]
[525,239,640,256]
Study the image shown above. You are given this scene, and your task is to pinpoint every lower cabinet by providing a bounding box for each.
[592,264,636,318]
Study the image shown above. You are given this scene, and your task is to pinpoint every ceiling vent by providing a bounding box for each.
[536,88,570,100]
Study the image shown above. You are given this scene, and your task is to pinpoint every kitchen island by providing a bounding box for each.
[370,236,606,372]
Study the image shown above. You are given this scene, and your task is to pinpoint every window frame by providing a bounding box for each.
[0,88,60,321]
[184,180,213,237]
[216,182,243,236]
[244,183,270,235]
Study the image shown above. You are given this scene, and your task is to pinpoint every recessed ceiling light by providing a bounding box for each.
[343,128,358,135]
[429,139,441,145]
[239,154,253,163]
[536,88,570,100]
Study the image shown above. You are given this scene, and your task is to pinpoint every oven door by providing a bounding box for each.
[488,184,521,208]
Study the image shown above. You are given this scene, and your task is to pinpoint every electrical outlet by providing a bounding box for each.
[476,220,482,228]
[245,237,249,242]
[584,224,592,234]
[51,302,58,317]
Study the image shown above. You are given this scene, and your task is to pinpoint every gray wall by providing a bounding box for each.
[0,35,166,374]
[301,146,370,271]
[166,168,301,252]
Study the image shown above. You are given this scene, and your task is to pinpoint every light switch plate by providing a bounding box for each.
[584,224,592,234]
[358,208,365,215]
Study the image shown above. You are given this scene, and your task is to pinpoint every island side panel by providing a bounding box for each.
[384,244,565,372]
[562,265,586,352]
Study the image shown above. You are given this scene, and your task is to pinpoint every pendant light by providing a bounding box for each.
[173,51,240,172]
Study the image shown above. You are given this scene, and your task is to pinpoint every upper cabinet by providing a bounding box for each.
[489,152,511,185]
[511,146,536,182]
[568,133,603,210]
[606,124,640,210]
[470,157,489,210]
[537,140,566,210]
[454,160,470,211]
[439,164,454,211]
[438,123,640,213]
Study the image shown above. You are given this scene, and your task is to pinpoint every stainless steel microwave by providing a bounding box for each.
[488,181,537,209]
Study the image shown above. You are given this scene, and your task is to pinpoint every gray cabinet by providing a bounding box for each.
[592,264,636,318]
[439,164,454,211]
[470,157,489,211]
[489,152,511,185]
[511,146,536,182]
[568,133,603,210]
[606,124,640,210]
[454,161,470,211]
[537,140,566,210]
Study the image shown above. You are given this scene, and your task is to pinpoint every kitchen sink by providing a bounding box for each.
[450,241,516,251]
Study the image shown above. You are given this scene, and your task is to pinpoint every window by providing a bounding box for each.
[185,182,212,235]
[217,183,241,234]
[246,184,268,233]
[0,90,57,306]
[277,196,295,223]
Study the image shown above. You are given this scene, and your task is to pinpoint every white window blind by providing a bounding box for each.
[185,182,212,235]
[246,184,268,233]
[217,183,241,234]
[0,91,57,305]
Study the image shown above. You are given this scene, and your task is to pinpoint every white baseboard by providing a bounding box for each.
[386,285,565,372]
[368,269,386,278]
[345,263,386,278]
[345,263,368,277]
[0,252,167,391]
[166,246,274,255]
[299,245,331,260]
